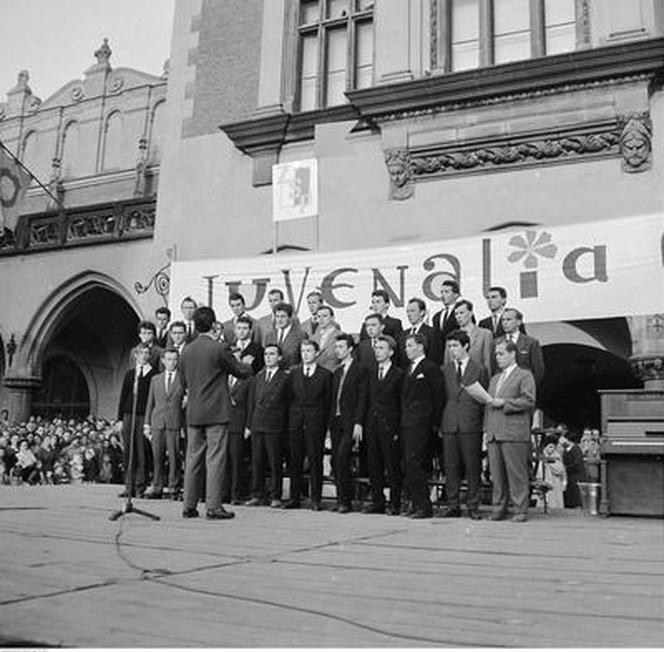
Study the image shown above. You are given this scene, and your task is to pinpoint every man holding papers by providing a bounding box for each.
[440,330,489,520]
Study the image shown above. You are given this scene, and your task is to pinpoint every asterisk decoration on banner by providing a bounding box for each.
[507,230,557,269]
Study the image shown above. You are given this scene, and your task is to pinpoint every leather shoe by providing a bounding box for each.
[337,504,351,514]
[282,500,301,509]
[244,497,266,507]
[409,510,433,519]
[206,507,235,520]
[511,513,528,523]
[310,501,322,511]
[182,508,199,518]
[439,506,461,518]
[269,499,283,509]
[362,503,385,514]
[490,511,507,521]
[468,510,482,520]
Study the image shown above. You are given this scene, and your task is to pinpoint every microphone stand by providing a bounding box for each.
[110,367,160,521]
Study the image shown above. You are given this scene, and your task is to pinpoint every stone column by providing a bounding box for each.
[3,374,42,424]
[628,314,664,390]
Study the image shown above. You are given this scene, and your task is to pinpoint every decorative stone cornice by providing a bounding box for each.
[346,37,664,124]
[630,355,664,383]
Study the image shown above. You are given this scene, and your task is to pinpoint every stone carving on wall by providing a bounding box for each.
[134,137,148,197]
[631,356,664,383]
[70,85,85,102]
[107,75,124,94]
[384,147,414,200]
[67,211,117,240]
[618,112,652,173]
[123,204,155,233]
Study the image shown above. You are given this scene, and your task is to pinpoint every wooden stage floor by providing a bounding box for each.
[0,485,662,648]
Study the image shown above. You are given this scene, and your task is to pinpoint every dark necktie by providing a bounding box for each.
[456,361,463,384]
[166,372,172,393]
[378,365,385,381]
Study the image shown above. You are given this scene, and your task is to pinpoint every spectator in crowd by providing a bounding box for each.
[535,433,567,510]
[130,321,163,371]
[558,428,587,508]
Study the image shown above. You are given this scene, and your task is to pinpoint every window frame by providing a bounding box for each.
[295,0,374,112]
[433,0,590,73]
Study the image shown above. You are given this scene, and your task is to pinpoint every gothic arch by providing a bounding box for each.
[21,270,141,370]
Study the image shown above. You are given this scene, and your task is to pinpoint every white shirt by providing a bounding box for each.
[277,324,292,343]
[496,362,518,394]
[303,363,317,377]
[454,355,469,378]
[265,367,277,383]
[378,361,392,379]
[410,355,425,373]
[408,321,424,335]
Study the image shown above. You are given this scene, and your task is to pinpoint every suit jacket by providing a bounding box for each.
[256,313,301,347]
[479,313,526,339]
[266,324,305,368]
[401,358,445,433]
[355,339,377,370]
[330,359,364,430]
[398,322,443,367]
[504,333,545,386]
[247,367,290,434]
[484,366,536,442]
[358,362,404,437]
[233,340,264,374]
[288,364,332,435]
[301,316,340,339]
[179,334,253,426]
[227,376,251,434]
[130,343,163,371]
[145,370,185,430]
[155,329,169,349]
[312,325,341,372]
[359,314,403,342]
[444,325,493,372]
[117,366,159,419]
[432,301,461,342]
[441,358,488,434]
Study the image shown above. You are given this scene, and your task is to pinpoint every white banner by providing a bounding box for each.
[272,158,318,222]
[169,213,664,331]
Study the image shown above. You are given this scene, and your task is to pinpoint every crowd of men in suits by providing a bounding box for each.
[117,280,545,522]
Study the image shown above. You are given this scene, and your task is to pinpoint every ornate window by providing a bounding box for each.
[61,121,81,179]
[101,111,123,171]
[433,0,588,73]
[296,0,374,112]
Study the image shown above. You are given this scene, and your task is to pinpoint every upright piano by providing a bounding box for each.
[599,389,664,517]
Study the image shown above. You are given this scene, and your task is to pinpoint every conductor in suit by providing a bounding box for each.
[401,333,445,518]
[329,334,364,513]
[439,330,489,519]
[485,339,536,522]
[245,344,290,508]
[359,289,403,342]
[144,348,185,499]
[179,306,254,520]
[284,339,332,510]
[359,335,404,515]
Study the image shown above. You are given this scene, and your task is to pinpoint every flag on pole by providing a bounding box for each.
[0,147,31,233]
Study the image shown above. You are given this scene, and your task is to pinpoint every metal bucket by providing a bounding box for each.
[578,482,601,516]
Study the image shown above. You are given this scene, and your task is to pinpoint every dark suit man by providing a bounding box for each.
[285,340,332,510]
[154,307,171,349]
[355,313,384,370]
[398,297,443,366]
[401,333,445,518]
[329,334,364,512]
[144,348,185,499]
[478,286,527,339]
[440,330,489,519]
[117,344,158,498]
[223,292,260,346]
[224,370,251,505]
[232,316,264,374]
[179,306,253,520]
[180,296,198,343]
[130,321,163,371]
[266,302,304,368]
[245,344,290,507]
[485,339,536,522]
[359,335,404,515]
[499,308,545,387]
[359,289,403,342]
[432,280,462,346]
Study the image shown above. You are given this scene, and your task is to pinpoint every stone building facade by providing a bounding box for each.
[0,40,168,420]
[155,0,664,428]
